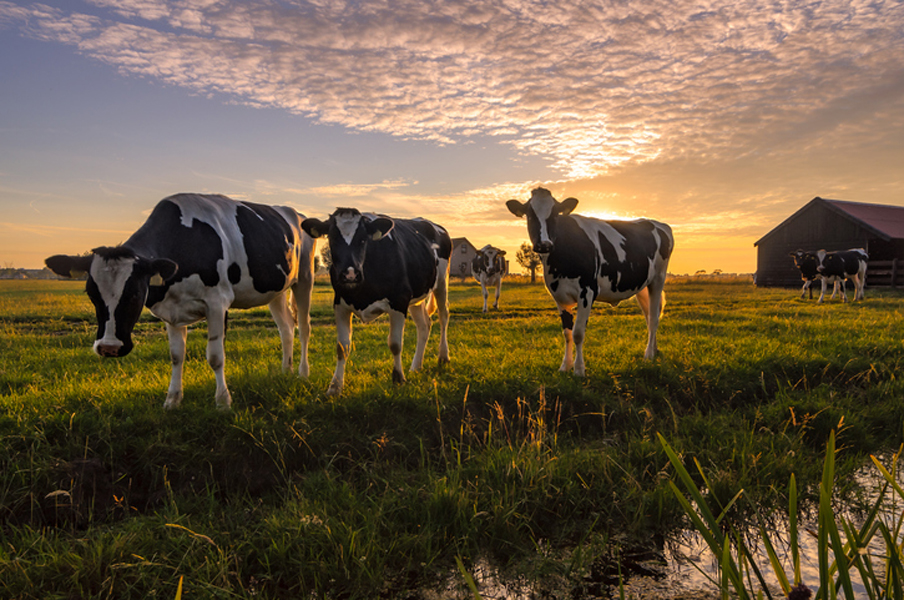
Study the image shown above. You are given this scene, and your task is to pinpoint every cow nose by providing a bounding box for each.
[340,267,361,283]
[534,241,553,253]
[96,343,122,357]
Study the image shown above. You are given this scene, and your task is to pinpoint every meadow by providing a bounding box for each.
[1,276,903,599]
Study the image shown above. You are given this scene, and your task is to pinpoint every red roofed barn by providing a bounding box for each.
[754,197,904,287]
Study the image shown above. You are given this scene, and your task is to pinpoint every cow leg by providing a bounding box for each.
[206,308,232,410]
[481,280,489,312]
[636,283,666,360]
[409,302,431,373]
[268,293,295,373]
[572,289,595,377]
[493,277,502,309]
[388,309,407,384]
[558,305,575,372]
[327,304,353,396]
[436,265,450,365]
[163,323,188,410]
[292,273,314,377]
[854,274,866,301]
[800,280,809,299]
[817,278,827,303]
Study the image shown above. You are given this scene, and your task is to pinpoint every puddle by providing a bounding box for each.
[423,456,904,599]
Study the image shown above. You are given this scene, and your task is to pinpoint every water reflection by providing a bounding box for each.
[433,456,903,599]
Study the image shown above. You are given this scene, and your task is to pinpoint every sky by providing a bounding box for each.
[1,0,903,275]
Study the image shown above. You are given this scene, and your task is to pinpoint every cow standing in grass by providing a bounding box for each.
[790,248,867,303]
[45,193,315,410]
[302,208,451,396]
[506,187,673,375]
[790,250,823,300]
[471,244,507,312]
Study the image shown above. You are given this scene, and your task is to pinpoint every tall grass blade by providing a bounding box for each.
[789,473,801,587]
[455,556,483,600]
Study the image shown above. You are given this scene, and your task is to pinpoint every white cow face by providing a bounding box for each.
[478,245,506,275]
[506,187,578,254]
[302,208,394,289]
[45,248,177,358]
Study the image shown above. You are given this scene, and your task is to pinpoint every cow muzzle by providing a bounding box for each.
[533,241,554,254]
[94,340,128,358]
[338,267,363,287]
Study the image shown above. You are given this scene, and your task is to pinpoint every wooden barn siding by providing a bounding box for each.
[755,202,872,287]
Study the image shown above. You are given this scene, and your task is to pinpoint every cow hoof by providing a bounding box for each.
[392,369,406,385]
[215,391,233,411]
[163,392,183,410]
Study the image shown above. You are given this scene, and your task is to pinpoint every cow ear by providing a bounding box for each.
[367,217,394,241]
[301,218,328,239]
[506,200,526,217]
[45,254,94,279]
[148,259,178,286]
[498,249,507,256]
[559,197,579,215]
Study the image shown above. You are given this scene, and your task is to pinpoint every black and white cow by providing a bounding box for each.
[471,244,507,312]
[301,208,452,396]
[789,250,823,300]
[790,248,868,302]
[45,193,315,410]
[507,187,673,375]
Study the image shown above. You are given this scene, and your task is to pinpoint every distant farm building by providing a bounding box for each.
[451,238,478,281]
[754,197,904,287]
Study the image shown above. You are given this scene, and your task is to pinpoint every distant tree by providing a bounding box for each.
[319,243,332,269]
[516,242,543,284]
[712,269,723,276]
[694,269,707,276]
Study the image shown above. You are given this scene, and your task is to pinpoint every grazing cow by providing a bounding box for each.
[301,208,451,396]
[506,187,673,375]
[45,193,315,410]
[790,248,867,302]
[471,244,507,312]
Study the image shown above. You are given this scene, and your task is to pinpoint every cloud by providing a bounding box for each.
[2,0,902,181]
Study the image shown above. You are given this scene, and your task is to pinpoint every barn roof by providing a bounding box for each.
[755,197,904,246]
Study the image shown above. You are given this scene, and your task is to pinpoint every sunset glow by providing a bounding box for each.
[2,0,903,276]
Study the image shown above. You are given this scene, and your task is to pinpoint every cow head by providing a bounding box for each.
[302,208,394,289]
[789,249,819,280]
[45,247,178,357]
[506,187,579,254]
[477,245,507,275]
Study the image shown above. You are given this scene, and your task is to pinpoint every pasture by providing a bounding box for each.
[1,277,903,599]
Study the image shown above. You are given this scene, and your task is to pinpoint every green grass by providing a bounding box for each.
[1,277,903,598]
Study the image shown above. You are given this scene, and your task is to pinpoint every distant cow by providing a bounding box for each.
[301,208,451,396]
[506,187,673,375]
[45,193,315,410]
[471,244,507,312]
[790,248,867,302]
[789,250,823,300]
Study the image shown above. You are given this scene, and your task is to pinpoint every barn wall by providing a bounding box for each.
[451,240,477,280]
[755,202,872,287]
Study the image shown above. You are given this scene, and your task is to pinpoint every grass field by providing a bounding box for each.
[1,277,903,599]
